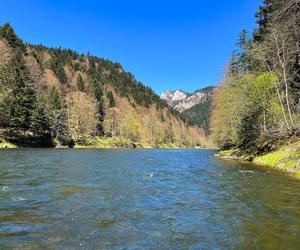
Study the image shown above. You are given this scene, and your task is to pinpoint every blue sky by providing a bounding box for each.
[0,0,261,94]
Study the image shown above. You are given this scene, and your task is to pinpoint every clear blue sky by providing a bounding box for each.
[0,0,261,94]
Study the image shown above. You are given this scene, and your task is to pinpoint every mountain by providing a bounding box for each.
[161,87,215,133]
[0,23,206,148]
[160,90,188,107]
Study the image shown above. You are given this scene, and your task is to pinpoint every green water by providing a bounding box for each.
[1,149,300,249]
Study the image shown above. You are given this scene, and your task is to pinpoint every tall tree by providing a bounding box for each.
[0,23,26,52]
[0,50,36,137]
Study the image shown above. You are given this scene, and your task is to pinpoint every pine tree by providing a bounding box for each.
[49,52,68,85]
[0,50,36,137]
[0,23,26,52]
[254,0,274,42]
[30,96,50,136]
[48,86,62,111]
[94,83,105,136]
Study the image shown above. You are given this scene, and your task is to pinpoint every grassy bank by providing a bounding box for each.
[0,136,213,149]
[74,137,210,149]
[0,139,17,149]
[216,141,300,176]
[74,137,133,149]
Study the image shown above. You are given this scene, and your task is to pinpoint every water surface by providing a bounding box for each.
[1,149,300,249]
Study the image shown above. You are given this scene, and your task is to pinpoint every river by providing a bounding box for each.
[1,149,300,249]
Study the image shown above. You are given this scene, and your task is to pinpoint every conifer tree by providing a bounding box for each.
[0,50,36,137]
[0,23,26,52]
[31,96,50,136]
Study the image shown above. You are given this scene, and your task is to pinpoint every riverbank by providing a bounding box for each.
[75,137,212,149]
[215,141,300,176]
[0,137,213,149]
[0,139,17,149]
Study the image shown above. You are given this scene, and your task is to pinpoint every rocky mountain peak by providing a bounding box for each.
[160,87,214,112]
[160,90,187,106]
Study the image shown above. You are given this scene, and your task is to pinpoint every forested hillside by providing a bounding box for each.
[0,23,206,148]
[182,87,214,134]
[211,0,300,154]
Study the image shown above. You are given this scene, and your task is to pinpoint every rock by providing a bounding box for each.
[160,87,214,113]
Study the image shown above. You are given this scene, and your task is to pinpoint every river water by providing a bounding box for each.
[1,149,300,249]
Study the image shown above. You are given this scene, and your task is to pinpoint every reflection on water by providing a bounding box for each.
[0,149,300,249]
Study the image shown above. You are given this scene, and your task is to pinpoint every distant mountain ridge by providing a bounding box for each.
[161,87,215,133]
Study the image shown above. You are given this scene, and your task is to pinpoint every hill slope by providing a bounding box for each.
[161,87,214,133]
[0,23,206,148]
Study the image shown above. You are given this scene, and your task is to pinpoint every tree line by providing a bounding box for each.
[211,0,300,153]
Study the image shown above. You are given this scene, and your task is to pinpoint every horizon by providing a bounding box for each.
[0,0,261,95]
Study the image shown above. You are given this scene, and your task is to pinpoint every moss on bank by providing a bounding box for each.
[75,137,132,149]
[0,139,17,148]
[74,137,209,149]
[216,141,300,175]
[0,135,212,149]
[253,142,300,172]
[216,149,239,157]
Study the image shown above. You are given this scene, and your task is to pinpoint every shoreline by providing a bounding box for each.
[0,142,216,150]
[0,146,216,150]
[215,141,300,177]
[0,136,216,150]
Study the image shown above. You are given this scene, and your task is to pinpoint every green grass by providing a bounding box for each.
[216,141,300,175]
[74,137,203,149]
[0,140,17,148]
[75,137,133,149]
[254,149,288,167]
[218,149,238,156]
[253,142,300,172]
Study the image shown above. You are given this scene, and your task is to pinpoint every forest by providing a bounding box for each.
[0,23,206,148]
[211,0,300,155]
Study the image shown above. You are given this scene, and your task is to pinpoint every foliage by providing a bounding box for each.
[0,139,17,148]
[75,137,133,149]
[50,56,68,85]
[106,91,115,107]
[67,92,98,142]
[0,49,38,138]
[183,99,212,134]
[0,55,33,135]
[30,95,51,136]
[211,0,300,152]
[217,149,239,157]
[46,86,71,146]
[0,23,26,52]
[76,74,85,92]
